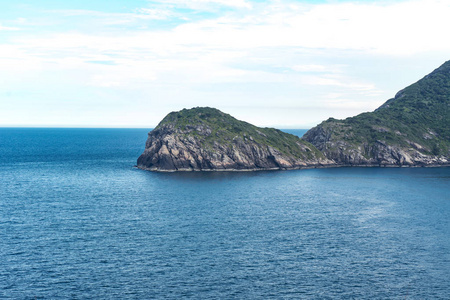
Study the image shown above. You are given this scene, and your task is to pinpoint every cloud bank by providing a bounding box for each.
[1,0,449,127]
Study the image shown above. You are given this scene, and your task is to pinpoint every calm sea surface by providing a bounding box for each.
[0,128,449,299]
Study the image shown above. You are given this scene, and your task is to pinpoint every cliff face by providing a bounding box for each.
[137,107,333,171]
[304,123,448,166]
[303,61,450,167]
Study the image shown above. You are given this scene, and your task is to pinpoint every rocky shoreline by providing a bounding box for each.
[136,163,450,172]
[136,104,449,172]
[136,164,332,173]
[138,61,449,172]
[136,106,449,172]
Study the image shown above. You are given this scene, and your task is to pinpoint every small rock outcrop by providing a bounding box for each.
[137,107,333,171]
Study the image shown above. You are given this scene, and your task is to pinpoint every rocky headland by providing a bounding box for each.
[303,60,450,167]
[137,107,333,171]
[138,61,450,171]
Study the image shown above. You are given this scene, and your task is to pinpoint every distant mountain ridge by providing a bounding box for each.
[138,61,450,171]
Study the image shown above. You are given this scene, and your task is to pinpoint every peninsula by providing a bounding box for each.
[138,61,450,172]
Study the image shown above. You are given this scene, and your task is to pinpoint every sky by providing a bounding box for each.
[1,0,449,128]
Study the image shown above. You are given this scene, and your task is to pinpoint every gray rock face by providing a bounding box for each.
[303,125,449,166]
[303,120,449,168]
[137,122,333,172]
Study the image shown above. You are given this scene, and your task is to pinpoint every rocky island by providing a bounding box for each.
[137,107,333,171]
[138,61,450,172]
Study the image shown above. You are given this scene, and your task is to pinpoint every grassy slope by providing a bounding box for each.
[313,60,450,156]
[157,107,324,160]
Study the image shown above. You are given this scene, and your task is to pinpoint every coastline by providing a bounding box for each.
[136,163,450,173]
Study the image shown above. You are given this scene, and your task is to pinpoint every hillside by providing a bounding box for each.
[303,61,450,166]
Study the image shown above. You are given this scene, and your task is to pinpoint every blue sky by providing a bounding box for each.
[1,0,449,128]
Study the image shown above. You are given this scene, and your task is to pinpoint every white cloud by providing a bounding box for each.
[23,0,450,56]
[292,64,328,73]
[149,0,252,10]
[0,24,19,31]
[138,8,178,20]
[301,75,377,91]
[48,9,175,25]
[2,0,450,126]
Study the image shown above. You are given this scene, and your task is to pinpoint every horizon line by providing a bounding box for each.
[0,125,312,130]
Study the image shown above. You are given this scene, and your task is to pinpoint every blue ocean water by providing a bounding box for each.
[0,128,449,299]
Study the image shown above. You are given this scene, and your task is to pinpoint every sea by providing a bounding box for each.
[0,128,449,299]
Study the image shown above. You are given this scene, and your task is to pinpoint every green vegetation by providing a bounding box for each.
[315,60,450,155]
[157,107,324,160]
